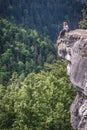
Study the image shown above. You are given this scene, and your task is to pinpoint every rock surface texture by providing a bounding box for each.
[57,29,87,130]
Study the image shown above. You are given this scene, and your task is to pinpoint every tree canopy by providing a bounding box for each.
[79,9,87,29]
[0,1,86,129]
[0,60,75,130]
[0,18,57,85]
[0,0,84,40]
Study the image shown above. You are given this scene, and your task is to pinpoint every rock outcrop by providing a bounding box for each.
[57,29,87,130]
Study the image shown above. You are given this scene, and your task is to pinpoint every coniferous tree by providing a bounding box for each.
[79,9,87,29]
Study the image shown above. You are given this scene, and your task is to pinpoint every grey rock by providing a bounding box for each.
[57,29,87,130]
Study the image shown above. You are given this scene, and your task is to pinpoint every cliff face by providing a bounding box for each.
[57,29,87,130]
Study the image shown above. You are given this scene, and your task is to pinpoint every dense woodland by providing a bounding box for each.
[0,18,57,85]
[0,61,75,130]
[0,0,85,40]
[0,0,87,130]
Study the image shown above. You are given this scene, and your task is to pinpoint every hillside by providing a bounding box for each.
[0,0,84,41]
[0,60,75,130]
[0,1,86,130]
[0,18,57,85]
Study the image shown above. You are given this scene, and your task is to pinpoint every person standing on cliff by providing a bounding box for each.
[59,22,69,38]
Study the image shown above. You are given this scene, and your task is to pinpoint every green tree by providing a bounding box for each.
[79,9,87,29]
[0,0,83,40]
[0,60,75,130]
[0,18,57,85]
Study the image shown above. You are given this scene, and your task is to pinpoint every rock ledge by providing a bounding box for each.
[57,29,87,130]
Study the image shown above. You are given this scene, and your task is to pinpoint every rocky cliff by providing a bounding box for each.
[57,29,87,130]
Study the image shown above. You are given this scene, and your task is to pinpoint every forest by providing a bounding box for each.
[0,0,85,41]
[0,0,87,130]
